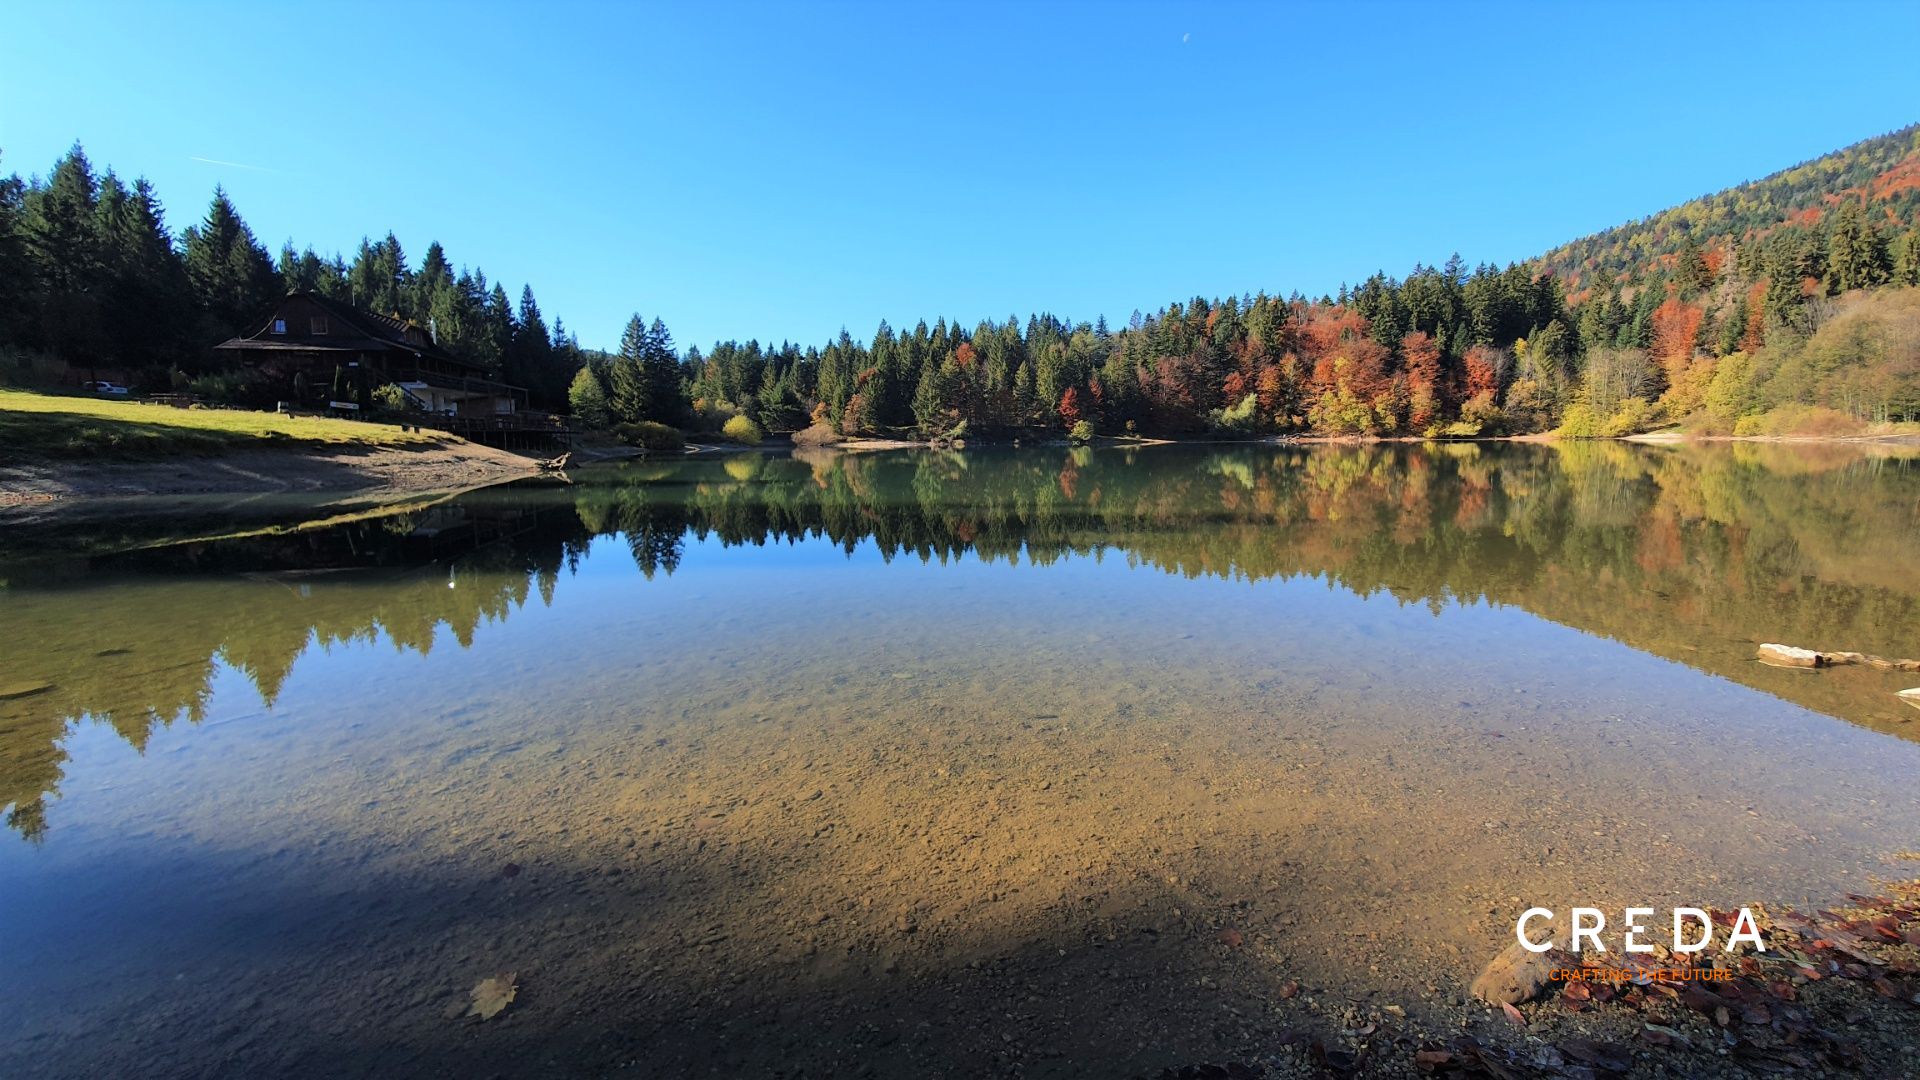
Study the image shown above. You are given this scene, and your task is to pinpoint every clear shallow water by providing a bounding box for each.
[2,442,1919,1077]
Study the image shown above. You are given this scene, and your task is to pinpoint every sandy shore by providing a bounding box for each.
[0,439,541,509]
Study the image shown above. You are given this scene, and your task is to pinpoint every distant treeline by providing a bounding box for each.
[648,127,1920,439]
[7,126,1920,437]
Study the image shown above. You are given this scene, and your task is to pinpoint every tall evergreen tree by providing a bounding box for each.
[23,144,107,360]
[95,174,192,369]
[182,185,277,336]
[1825,200,1888,293]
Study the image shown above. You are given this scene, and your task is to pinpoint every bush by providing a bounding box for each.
[1600,396,1659,437]
[185,370,278,409]
[1068,419,1095,443]
[1556,402,1602,438]
[372,383,410,413]
[1459,390,1504,434]
[721,414,763,445]
[613,420,685,454]
[1210,392,1259,433]
[1733,404,1865,437]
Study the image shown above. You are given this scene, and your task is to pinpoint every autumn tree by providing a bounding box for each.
[1401,331,1443,431]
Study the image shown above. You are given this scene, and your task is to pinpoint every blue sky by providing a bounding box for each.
[4,1,1917,352]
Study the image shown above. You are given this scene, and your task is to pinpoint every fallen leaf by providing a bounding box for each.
[467,972,517,1020]
[1500,1000,1526,1027]
[1277,980,1300,999]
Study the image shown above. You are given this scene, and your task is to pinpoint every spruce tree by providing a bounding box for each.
[642,317,681,424]
[610,314,650,423]
[182,185,277,336]
[1824,201,1888,293]
[1888,229,1920,288]
[96,174,192,368]
[23,144,107,360]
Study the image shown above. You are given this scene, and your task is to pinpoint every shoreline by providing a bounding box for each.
[0,438,542,514]
[5,428,1916,513]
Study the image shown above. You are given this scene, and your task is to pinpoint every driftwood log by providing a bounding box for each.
[1756,643,1920,672]
[537,452,572,472]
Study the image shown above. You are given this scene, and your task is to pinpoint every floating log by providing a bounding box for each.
[1756,643,1920,671]
[537,452,572,472]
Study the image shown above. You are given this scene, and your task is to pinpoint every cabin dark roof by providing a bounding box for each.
[215,292,485,373]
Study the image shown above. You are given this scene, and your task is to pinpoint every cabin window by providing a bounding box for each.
[271,318,287,335]
[310,316,330,335]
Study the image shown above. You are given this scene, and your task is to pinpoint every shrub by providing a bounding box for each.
[613,420,685,454]
[1556,402,1602,438]
[1068,419,1095,443]
[1600,396,1659,437]
[1459,389,1504,434]
[372,383,411,413]
[1211,393,1259,433]
[721,414,763,445]
[1733,404,1865,437]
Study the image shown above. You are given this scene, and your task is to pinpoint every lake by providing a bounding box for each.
[3,441,1918,1077]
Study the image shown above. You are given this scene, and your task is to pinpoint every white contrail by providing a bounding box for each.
[190,156,279,173]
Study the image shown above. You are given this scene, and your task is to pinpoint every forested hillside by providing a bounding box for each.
[6,128,1918,440]
[669,125,1920,441]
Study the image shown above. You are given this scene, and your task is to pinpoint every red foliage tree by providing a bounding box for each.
[1057,385,1083,427]
[1650,296,1704,376]
[1401,331,1443,431]
[1463,345,1506,399]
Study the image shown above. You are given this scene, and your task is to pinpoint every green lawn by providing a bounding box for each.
[0,389,440,461]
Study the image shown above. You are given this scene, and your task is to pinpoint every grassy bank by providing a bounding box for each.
[0,389,439,461]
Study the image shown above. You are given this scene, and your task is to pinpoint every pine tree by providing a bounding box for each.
[0,157,27,347]
[507,285,556,406]
[1890,229,1920,288]
[23,144,107,360]
[1824,200,1888,293]
[610,314,650,423]
[182,185,277,335]
[96,173,192,368]
[1674,235,1712,297]
[642,317,681,424]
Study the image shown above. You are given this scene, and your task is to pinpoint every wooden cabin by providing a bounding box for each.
[214,293,526,418]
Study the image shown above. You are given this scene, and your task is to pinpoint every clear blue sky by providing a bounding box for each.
[4,1,1917,352]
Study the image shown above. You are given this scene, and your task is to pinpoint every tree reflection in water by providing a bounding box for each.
[3,441,1916,839]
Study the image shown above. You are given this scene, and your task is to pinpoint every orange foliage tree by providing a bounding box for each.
[1463,345,1507,399]
[1650,296,1704,375]
[1401,331,1443,431]
[1057,385,1083,427]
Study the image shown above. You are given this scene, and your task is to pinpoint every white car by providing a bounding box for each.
[82,381,130,396]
